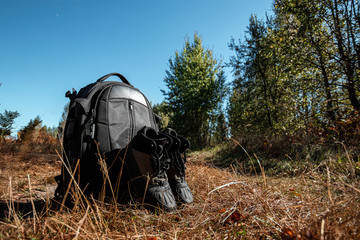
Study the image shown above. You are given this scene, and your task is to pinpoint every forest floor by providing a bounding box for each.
[0,148,359,239]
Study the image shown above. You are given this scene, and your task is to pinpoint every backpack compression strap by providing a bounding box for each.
[96,73,132,86]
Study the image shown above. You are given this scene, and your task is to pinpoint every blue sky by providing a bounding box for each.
[0,0,272,134]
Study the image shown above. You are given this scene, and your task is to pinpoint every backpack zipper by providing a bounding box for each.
[129,101,135,139]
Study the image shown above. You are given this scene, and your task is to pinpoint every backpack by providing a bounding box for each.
[54,73,159,202]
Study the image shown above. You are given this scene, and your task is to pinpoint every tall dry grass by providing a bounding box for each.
[1,144,359,239]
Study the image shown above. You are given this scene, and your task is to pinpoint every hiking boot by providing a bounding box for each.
[127,127,176,211]
[162,128,193,204]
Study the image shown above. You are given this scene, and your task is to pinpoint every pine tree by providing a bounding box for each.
[0,83,20,139]
[162,33,226,147]
[0,110,20,139]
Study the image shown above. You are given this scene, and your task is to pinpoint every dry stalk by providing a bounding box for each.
[7,177,22,231]
[27,174,37,233]
[254,153,266,189]
[208,181,248,195]
[326,166,334,206]
[94,142,117,203]
[339,177,360,194]
[74,205,90,240]
[55,149,87,211]
[230,138,258,176]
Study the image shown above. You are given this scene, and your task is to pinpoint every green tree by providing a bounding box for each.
[228,0,360,147]
[0,110,20,139]
[213,111,227,144]
[152,101,171,130]
[228,15,285,137]
[209,70,228,145]
[162,33,226,147]
[0,83,20,139]
[273,0,360,143]
[326,0,360,112]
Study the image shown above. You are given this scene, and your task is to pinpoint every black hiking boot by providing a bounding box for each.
[162,128,193,204]
[127,127,176,211]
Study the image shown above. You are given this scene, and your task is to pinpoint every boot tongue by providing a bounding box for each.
[153,137,166,155]
[164,128,181,152]
[155,141,164,154]
[159,133,173,152]
[133,127,159,154]
[178,135,190,153]
[170,136,180,151]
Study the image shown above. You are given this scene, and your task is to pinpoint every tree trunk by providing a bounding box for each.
[330,0,360,111]
[318,50,336,121]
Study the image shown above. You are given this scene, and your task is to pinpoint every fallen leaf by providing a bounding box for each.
[227,210,247,223]
[145,237,158,240]
[281,227,296,240]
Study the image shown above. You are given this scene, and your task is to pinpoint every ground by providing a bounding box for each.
[0,150,359,239]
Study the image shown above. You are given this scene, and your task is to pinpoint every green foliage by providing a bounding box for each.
[228,0,360,152]
[162,33,226,147]
[213,111,227,144]
[152,101,171,130]
[228,15,286,136]
[0,110,20,139]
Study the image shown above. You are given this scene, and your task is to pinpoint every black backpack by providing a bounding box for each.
[55,73,159,201]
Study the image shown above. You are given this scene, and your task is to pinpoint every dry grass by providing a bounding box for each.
[0,153,60,201]
[0,149,359,239]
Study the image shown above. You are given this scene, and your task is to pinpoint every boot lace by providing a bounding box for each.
[150,151,171,185]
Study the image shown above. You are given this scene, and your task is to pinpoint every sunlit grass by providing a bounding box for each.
[0,141,359,239]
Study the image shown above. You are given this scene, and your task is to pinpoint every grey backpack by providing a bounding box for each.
[55,73,159,200]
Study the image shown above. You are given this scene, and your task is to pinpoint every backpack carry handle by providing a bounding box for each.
[96,73,131,85]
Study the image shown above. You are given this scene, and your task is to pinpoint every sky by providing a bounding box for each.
[0,0,273,134]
